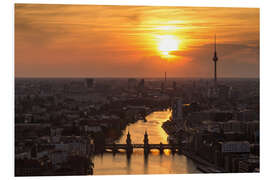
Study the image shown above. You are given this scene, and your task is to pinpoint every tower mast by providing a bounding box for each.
[213,35,218,86]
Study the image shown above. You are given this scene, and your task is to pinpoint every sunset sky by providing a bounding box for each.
[15,4,259,78]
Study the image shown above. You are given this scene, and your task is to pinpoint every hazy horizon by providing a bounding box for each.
[14,76,259,79]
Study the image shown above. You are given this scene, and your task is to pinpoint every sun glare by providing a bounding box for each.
[157,35,180,58]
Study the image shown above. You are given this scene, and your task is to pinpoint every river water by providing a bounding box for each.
[92,109,200,175]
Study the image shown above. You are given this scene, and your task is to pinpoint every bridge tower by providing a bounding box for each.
[126,131,133,154]
[144,131,150,154]
[126,131,132,145]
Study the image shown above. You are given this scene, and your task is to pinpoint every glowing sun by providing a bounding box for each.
[157,35,180,57]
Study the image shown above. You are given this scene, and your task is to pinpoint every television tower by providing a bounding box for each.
[213,35,218,86]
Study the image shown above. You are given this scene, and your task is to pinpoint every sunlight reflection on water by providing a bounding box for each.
[93,109,200,175]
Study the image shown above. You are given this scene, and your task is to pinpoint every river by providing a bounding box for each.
[92,109,200,175]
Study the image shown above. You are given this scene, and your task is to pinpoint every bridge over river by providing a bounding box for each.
[104,131,181,154]
[92,109,200,175]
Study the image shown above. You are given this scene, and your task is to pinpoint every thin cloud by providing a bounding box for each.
[15,4,259,78]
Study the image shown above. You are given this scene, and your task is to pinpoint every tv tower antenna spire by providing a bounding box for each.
[213,34,218,86]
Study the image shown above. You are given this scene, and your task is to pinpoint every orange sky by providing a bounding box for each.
[15,4,259,78]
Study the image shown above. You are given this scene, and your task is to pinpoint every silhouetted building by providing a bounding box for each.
[161,82,165,93]
[238,156,259,172]
[172,98,183,124]
[138,79,145,91]
[218,84,232,99]
[85,78,95,88]
[128,78,137,90]
[15,159,44,176]
[207,84,232,99]
[173,81,177,90]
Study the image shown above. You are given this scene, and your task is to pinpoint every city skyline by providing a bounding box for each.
[13,3,260,176]
[15,4,259,78]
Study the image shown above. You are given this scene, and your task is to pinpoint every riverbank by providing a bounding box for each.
[182,150,226,173]
[161,119,180,144]
[161,120,226,173]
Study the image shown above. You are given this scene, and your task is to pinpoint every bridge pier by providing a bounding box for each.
[112,143,118,154]
[171,144,176,155]
[144,145,150,155]
[126,145,133,155]
[159,143,164,154]
[177,144,182,154]
[171,148,176,155]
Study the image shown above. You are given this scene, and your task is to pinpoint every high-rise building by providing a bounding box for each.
[173,81,177,90]
[161,82,164,93]
[138,79,145,91]
[85,78,95,88]
[172,98,183,124]
[128,78,137,90]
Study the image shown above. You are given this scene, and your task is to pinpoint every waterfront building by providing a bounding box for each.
[186,110,233,128]
[219,141,250,153]
[238,155,259,172]
[172,98,183,125]
[237,110,259,122]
